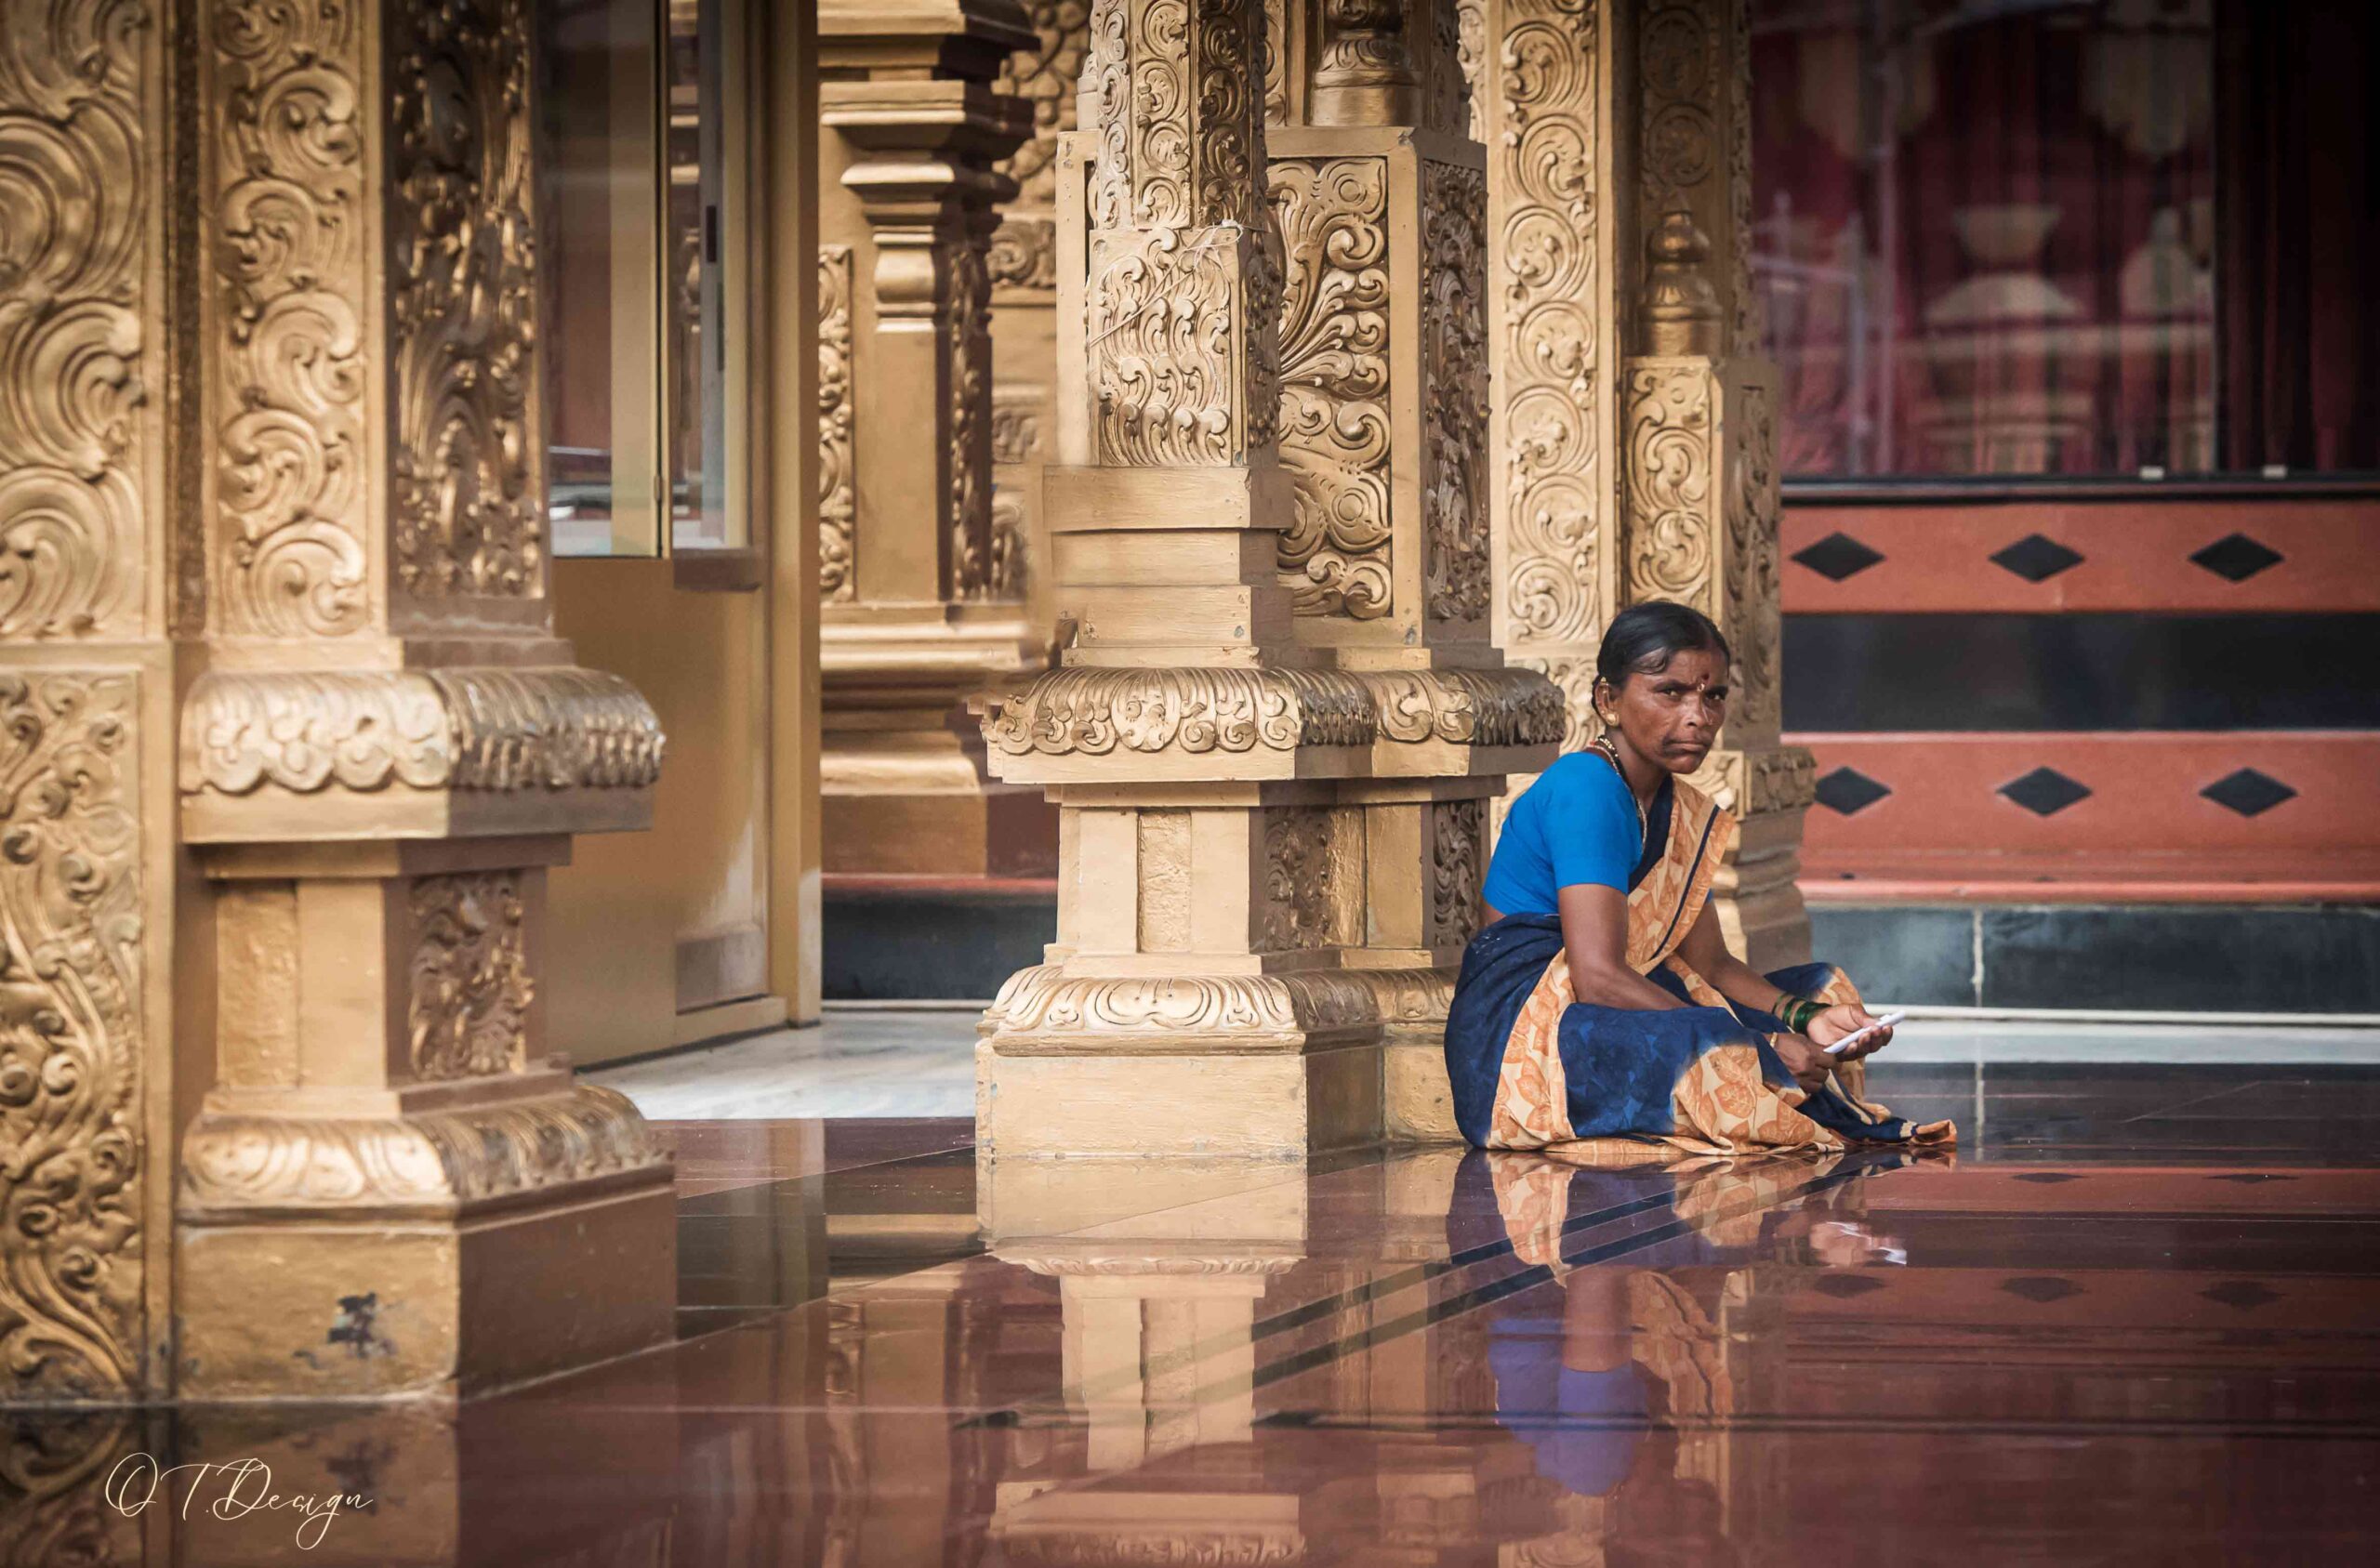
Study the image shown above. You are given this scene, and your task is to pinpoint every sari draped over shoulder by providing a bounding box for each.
[1442,771,1955,1158]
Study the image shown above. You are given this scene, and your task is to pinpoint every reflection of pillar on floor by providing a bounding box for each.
[1049,1267,1272,1470]
[816,1,1053,877]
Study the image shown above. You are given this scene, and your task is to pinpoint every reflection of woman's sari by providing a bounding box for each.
[1444,771,1954,1157]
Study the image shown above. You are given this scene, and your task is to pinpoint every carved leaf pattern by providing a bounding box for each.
[1624,362,1712,604]
[1268,157,1391,618]
[0,0,146,639]
[388,0,544,601]
[1422,158,1489,622]
[1456,1,1486,139]
[1431,797,1485,945]
[947,235,996,598]
[1261,806,1352,953]
[0,673,141,1401]
[818,245,854,600]
[408,873,531,1081]
[1088,227,1245,467]
[212,0,372,637]
[1087,0,1263,231]
[1496,0,1605,649]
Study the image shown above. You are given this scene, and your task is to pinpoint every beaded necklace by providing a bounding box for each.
[1593,732,1652,847]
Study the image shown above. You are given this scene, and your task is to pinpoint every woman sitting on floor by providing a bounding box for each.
[1444,600,1954,1157]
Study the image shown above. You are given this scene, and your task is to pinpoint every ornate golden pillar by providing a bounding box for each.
[0,0,178,1413]
[1472,0,1633,767]
[817,0,1052,876]
[1263,1,1548,1140]
[169,0,675,1397]
[1621,0,1814,967]
[973,0,1556,1158]
[1469,0,1811,967]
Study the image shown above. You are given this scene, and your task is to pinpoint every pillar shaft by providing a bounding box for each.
[974,0,1557,1159]
[1621,0,1815,966]
[817,1,1051,876]
[1470,0,1813,968]
[166,0,675,1398]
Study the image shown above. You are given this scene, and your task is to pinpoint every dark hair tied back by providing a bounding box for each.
[1595,600,1732,690]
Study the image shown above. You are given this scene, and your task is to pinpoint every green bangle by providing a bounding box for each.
[1779,995,1818,1033]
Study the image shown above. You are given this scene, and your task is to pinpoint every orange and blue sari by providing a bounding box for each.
[1444,772,1954,1158]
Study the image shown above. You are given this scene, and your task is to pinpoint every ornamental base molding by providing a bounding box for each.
[177,1083,670,1221]
[980,664,1561,776]
[180,665,665,841]
[979,963,1385,1053]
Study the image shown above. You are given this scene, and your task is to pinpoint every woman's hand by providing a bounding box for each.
[1770,1032,1836,1096]
[1805,1004,1894,1061]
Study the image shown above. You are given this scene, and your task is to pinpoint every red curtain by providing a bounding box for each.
[2215,1,2379,473]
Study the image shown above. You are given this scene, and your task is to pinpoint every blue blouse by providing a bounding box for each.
[1482,752,1654,916]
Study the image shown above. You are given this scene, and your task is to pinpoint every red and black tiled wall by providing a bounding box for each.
[1782,493,2380,1010]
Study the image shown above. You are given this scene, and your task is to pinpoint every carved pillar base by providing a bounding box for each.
[822,606,1049,876]
[175,668,676,1399]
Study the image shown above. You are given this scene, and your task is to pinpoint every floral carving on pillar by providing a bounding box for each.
[1269,157,1391,618]
[0,673,142,1400]
[0,0,147,640]
[388,0,544,601]
[1260,806,1355,952]
[991,2,1089,290]
[1422,158,1489,624]
[1431,797,1485,945]
[948,234,996,597]
[408,873,533,1081]
[1494,0,1606,652]
[818,245,856,600]
[211,0,372,638]
[1623,362,1715,606]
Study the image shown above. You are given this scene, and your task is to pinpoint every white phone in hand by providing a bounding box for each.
[1823,1010,1907,1056]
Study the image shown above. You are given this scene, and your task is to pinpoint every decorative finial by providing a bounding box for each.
[1640,205,1722,357]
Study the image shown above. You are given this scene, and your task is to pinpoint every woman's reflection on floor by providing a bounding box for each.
[1453,1147,1916,1563]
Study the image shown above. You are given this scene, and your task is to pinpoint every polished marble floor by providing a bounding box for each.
[15,1058,2380,1564]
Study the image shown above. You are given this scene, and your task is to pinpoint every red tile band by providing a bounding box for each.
[1783,497,2380,613]
[1792,731,2380,901]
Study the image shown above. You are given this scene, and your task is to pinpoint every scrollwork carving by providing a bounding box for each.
[1085,0,1263,231]
[212,0,372,637]
[818,245,855,600]
[948,234,995,598]
[1358,667,1565,747]
[1496,0,1606,651]
[1431,797,1485,945]
[1269,157,1391,618]
[1727,379,1781,734]
[1088,226,1253,467]
[181,666,665,796]
[178,1084,665,1215]
[1456,0,1487,140]
[0,0,147,639]
[388,0,544,601]
[1422,158,1489,622]
[1260,807,1353,952]
[408,872,531,1081]
[1623,362,1713,604]
[0,672,142,1401]
[987,217,1059,290]
[986,963,1379,1041]
[983,666,1373,757]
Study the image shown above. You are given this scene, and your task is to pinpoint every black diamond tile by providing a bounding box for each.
[2000,1276,2082,1305]
[2200,1281,2281,1311]
[2190,532,2284,583]
[2200,768,2297,818]
[1810,1274,1887,1299]
[2010,1171,2080,1185]
[1998,767,2092,817]
[1814,767,1891,817]
[1792,531,1884,582]
[1989,533,2084,583]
